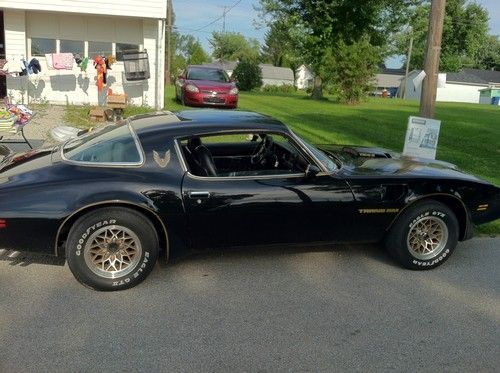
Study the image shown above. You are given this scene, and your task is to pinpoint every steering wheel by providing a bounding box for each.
[251,136,274,165]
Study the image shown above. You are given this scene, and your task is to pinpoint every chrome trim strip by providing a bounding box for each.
[60,123,146,168]
[185,171,306,181]
[54,200,169,261]
[289,130,329,173]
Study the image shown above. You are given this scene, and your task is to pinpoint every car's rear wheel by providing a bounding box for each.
[66,207,159,291]
[385,200,459,269]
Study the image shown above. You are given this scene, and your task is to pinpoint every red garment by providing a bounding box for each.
[94,56,107,92]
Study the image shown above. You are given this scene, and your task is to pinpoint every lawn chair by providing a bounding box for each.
[0,97,34,149]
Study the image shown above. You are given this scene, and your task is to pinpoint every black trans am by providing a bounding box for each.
[0,110,498,290]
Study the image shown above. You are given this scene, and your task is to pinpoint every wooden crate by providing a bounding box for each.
[89,108,106,122]
[107,94,128,109]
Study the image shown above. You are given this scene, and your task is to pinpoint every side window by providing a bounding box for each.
[180,132,309,178]
[63,124,142,165]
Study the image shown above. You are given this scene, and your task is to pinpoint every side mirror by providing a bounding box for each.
[230,78,236,83]
[305,164,321,178]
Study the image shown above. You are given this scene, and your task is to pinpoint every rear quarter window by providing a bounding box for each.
[62,124,143,165]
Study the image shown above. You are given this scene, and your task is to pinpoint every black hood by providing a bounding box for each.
[319,144,484,182]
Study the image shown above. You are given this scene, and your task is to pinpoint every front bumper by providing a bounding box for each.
[184,91,238,108]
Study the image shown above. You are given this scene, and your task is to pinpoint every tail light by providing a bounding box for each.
[0,219,6,228]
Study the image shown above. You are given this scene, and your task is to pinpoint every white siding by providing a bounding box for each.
[4,10,26,57]
[5,11,165,108]
[262,78,294,86]
[0,0,166,19]
[401,72,484,104]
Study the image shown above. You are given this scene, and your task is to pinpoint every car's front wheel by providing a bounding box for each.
[385,200,459,269]
[66,207,159,291]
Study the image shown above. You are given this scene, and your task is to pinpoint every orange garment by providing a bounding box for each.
[94,56,107,92]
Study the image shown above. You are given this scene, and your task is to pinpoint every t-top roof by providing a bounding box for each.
[129,109,286,135]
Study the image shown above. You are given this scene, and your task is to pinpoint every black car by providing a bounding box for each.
[0,110,498,291]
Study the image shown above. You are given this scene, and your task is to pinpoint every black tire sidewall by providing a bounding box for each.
[386,201,459,270]
[66,208,159,291]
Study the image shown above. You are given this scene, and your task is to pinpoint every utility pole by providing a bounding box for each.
[419,0,446,118]
[222,6,228,34]
[402,29,413,100]
[165,0,173,85]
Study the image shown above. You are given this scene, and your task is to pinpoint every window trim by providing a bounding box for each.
[60,122,146,168]
[173,129,326,181]
[27,36,142,60]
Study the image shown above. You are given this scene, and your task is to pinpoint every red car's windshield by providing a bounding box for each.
[187,68,230,83]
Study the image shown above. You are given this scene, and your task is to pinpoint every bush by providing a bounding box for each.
[233,59,263,91]
[260,84,296,94]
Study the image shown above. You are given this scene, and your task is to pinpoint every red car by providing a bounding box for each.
[175,65,239,109]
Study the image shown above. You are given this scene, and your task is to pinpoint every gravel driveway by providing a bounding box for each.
[1,104,69,151]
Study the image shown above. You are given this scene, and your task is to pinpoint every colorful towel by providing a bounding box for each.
[52,53,74,70]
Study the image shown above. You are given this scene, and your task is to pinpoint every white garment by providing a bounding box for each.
[45,54,54,69]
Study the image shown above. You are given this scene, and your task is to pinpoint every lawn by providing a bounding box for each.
[67,86,500,234]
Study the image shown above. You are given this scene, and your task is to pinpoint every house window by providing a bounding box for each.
[116,43,140,61]
[31,38,56,56]
[88,41,113,58]
[60,40,84,56]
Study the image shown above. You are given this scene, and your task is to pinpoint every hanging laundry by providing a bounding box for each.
[80,57,89,72]
[105,55,115,70]
[94,55,107,92]
[74,54,83,66]
[0,59,8,75]
[19,58,29,76]
[28,59,41,74]
[45,54,55,70]
[52,53,74,70]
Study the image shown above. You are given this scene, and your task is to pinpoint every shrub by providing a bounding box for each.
[260,84,296,94]
[233,59,263,91]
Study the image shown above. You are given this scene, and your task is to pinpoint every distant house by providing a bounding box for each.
[296,65,314,89]
[259,64,294,86]
[202,61,295,86]
[375,67,405,96]
[399,68,500,104]
[201,61,238,77]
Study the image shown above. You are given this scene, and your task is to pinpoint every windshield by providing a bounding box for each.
[187,68,230,82]
[62,124,143,165]
[294,133,339,172]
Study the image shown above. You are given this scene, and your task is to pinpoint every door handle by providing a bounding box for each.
[187,191,211,199]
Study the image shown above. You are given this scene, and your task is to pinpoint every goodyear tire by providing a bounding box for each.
[385,200,459,270]
[66,207,159,291]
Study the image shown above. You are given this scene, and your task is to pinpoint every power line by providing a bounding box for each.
[193,0,244,32]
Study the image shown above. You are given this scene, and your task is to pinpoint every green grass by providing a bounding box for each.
[64,104,153,129]
[67,87,500,234]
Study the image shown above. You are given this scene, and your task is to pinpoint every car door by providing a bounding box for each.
[179,132,356,249]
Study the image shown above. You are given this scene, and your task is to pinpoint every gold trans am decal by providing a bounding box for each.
[358,208,400,214]
[153,150,171,168]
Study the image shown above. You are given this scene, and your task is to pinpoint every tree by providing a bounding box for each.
[323,38,382,104]
[475,36,500,71]
[168,33,210,81]
[396,0,491,71]
[259,0,418,101]
[261,20,303,81]
[232,59,263,91]
[209,32,260,62]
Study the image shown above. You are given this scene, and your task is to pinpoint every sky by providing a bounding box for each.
[173,0,500,68]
